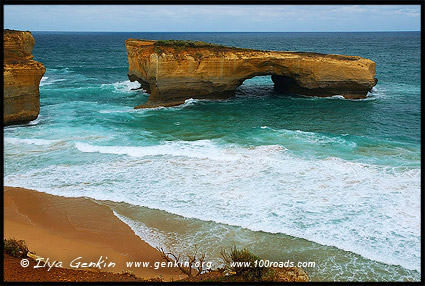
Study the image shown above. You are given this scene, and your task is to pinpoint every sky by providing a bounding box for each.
[3,5,421,32]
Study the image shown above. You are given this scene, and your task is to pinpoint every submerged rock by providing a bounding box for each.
[126,39,377,108]
[4,29,45,125]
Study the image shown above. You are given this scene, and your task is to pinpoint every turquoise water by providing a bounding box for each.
[4,32,421,281]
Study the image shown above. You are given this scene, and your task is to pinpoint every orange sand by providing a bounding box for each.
[3,186,182,281]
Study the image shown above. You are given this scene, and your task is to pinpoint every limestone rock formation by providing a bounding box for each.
[126,40,377,108]
[4,29,45,125]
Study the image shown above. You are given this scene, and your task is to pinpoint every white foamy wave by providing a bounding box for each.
[177,98,199,107]
[340,86,383,101]
[261,127,357,148]
[74,140,245,161]
[101,80,141,93]
[4,117,42,127]
[39,77,66,86]
[4,137,60,146]
[153,98,205,110]
[27,117,42,126]
[366,85,385,99]
[112,209,223,264]
[322,94,377,102]
[4,142,420,273]
[112,211,170,251]
[329,95,346,99]
[98,108,135,114]
[299,87,383,102]
[293,130,355,146]
[28,119,40,126]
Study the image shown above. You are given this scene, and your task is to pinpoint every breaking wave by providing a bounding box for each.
[4,138,420,273]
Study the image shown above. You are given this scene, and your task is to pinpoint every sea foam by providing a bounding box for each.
[112,211,170,252]
[74,140,243,161]
[4,139,420,273]
[101,80,141,93]
[4,137,60,146]
[39,77,66,87]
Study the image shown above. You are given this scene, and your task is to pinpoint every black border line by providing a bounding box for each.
[1,0,423,285]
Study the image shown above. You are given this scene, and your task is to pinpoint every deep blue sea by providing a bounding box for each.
[4,32,421,281]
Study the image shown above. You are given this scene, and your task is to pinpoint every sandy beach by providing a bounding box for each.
[3,186,181,281]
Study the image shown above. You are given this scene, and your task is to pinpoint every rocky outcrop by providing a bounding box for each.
[126,40,377,108]
[4,29,45,125]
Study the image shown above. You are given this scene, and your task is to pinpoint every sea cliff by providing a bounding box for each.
[126,39,377,108]
[4,29,45,125]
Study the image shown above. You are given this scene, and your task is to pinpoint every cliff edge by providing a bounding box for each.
[4,29,45,125]
[126,40,377,108]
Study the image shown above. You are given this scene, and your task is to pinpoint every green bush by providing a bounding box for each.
[4,238,29,258]
[155,40,225,49]
[152,40,262,55]
[221,246,267,281]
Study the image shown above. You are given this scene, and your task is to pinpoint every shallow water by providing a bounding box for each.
[4,32,421,281]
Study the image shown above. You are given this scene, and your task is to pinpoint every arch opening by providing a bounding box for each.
[235,74,300,98]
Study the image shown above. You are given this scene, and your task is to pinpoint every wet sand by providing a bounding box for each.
[3,186,181,281]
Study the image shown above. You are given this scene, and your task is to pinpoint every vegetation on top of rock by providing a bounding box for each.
[4,29,28,33]
[155,40,227,48]
[153,40,261,55]
[220,245,269,281]
[4,238,30,258]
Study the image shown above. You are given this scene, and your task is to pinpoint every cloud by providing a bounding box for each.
[4,5,421,32]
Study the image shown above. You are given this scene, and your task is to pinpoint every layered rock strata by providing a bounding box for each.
[4,29,45,125]
[126,40,378,108]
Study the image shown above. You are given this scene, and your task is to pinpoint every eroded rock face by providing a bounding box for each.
[4,29,45,125]
[126,40,377,108]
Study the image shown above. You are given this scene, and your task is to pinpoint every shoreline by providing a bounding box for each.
[3,186,311,282]
[3,186,181,281]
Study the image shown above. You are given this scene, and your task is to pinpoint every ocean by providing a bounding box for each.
[3,32,421,281]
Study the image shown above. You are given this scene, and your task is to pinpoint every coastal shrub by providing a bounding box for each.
[156,245,207,278]
[220,246,267,281]
[4,238,29,258]
[154,40,226,54]
[155,40,225,49]
[154,40,259,53]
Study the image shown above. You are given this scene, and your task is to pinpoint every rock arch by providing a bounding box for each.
[126,40,377,108]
